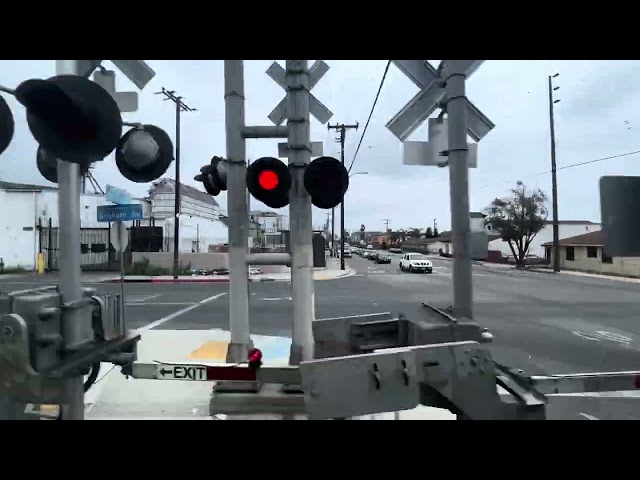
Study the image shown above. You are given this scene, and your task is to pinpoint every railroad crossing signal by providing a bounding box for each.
[246,157,291,209]
[15,75,124,165]
[194,156,228,197]
[304,156,349,209]
[0,93,14,156]
[116,124,175,183]
[266,61,334,126]
[386,60,494,142]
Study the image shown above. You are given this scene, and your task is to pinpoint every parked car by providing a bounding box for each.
[389,247,403,254]
[375,254,391,264]
[399,253,432,273]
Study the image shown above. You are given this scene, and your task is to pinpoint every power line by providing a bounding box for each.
[477,149,640,190]
[347,60,391,173]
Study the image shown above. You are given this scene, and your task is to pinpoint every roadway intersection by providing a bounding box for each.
[2,253,640,420]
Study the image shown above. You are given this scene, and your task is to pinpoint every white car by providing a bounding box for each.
[399,253,432,273]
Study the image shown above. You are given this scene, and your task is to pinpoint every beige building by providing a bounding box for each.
[543,230,640,277]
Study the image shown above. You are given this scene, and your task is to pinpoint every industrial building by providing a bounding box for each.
[0,178,228,270]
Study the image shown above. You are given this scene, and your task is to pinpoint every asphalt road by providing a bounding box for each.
[2,254,640,420]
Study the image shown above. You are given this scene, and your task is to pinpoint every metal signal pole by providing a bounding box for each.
[328,122,358,270]
[155,88,196,279]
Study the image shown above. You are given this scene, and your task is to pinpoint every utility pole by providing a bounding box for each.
[548,73,561,272]
[328,122,359,270]
[155,87,196,279]
[383,218,391,232]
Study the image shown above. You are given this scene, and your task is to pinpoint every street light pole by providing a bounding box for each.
[548,73,561,272]
[328,122,359,270]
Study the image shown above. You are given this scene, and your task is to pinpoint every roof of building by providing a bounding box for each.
[543,220,599,225]
[0,180,57,191]
[470,212,487,218]
[542,230,603,247]
[151,178,219,207]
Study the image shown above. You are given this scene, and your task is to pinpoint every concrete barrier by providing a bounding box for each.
[131,252,289,274]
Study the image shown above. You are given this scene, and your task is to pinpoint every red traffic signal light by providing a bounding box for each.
[303,156,349,209]
[15,75,122,166]
[0,94,14,156]
[116,125,174,183]
[194,156,227,196]
[247,157,291,209]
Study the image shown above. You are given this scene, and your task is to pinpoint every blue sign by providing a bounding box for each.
[97,204,143,223]
[106,184,133,205]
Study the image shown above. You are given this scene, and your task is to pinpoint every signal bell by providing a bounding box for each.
[0,94,14,156]
[15,75,123,166]
[116,125,175,183]
[303,156,349,209]
[247,157,291,209]
[194,156,227,196]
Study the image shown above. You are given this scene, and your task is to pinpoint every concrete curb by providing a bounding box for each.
[103,271,357,284]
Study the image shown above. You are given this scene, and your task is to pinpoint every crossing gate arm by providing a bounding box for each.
[528,371,640,395]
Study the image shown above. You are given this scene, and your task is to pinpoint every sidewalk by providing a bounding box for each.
[527,267,640,284]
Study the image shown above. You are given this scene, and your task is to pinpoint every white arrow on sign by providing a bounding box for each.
[267,61,333,126]
[386,60,495,142]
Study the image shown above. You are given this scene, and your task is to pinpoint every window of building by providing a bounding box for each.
[587,246,598,258]
[91,243,106,253]
[566,247,575,261]
[602,249,613,264]
[80,243,89,254]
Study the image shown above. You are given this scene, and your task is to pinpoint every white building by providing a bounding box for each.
[148,178,228,253]
[0,180,151,270]
[488,220,601,259]
[250,210,288,249]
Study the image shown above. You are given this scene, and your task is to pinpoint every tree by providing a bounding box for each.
[360,224,366,241]
[433,226,439,237]
[425,227,433,238]
[484,181,548,268]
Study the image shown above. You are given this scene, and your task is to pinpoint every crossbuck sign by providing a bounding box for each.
[386,60,494,167]
[266,61,334,126]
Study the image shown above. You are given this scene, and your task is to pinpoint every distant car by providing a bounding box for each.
[343,248,352,258]
[249,267,261,275]
[366,245,374,250]
[399,253,432,273]
[375,254,391,264]
[389,248,403,254]
[368,252,379,261]
[212,268,230,275]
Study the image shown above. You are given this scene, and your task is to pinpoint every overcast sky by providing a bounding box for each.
[1,60,639,234]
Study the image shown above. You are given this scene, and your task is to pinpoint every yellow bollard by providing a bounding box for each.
[37,252,45,274]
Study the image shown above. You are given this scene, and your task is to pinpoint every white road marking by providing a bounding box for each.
[136,292,227,332]
[595,331,632,345]
[573,331,601,342]
[579,412,599,420]
[573,330,633,345]
[260,297,292,301]
[127,294,160,303]
[126,302,197,306]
